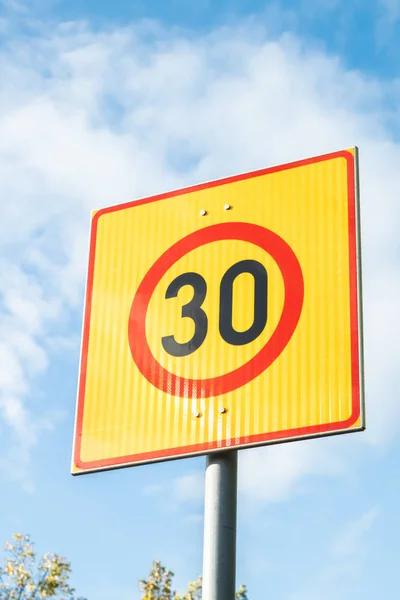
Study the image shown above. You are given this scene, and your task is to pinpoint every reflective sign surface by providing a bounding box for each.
[72,148,364,474]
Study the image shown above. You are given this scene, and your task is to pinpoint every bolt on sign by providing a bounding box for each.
[72,148,364,474]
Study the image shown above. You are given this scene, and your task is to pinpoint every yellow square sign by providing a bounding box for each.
[72,148,364,474]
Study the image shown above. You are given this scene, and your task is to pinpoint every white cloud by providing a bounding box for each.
[288,507,378,600]
[0,0,24,10]
[376,0,400,44]
[331,507,379,557]
[142,483,165,496]
[379,0,400,24]
[239,436,344,504]
[0,17,399,494]
[174,472,205,503]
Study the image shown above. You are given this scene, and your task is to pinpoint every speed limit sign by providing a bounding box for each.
[72,148,364,474]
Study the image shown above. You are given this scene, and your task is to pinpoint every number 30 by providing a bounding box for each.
[161,259,268,357]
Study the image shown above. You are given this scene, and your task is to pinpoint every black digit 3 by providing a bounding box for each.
[161,272,208,357]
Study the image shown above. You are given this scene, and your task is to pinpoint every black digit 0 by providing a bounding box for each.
[161,272,208,357]
[219,259,268,345]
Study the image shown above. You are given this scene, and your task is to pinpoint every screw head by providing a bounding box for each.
[223,204,231,211]
[219,407,227,414]
[199,209,207,216]
[193,411,201,418]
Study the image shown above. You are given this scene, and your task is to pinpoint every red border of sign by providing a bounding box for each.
[73,149,361,472]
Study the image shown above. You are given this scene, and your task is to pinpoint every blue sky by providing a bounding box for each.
[1,0,400,598]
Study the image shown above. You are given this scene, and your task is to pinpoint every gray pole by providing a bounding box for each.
[202,450,238,600]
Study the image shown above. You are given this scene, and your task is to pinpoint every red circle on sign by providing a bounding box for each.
[128,222,304,398]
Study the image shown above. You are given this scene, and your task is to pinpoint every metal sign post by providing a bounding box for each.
[202,450,238,600]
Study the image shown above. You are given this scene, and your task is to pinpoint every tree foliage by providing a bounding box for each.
[139,560,248,600]
[1,535,248,599]
[0,534,85,600]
